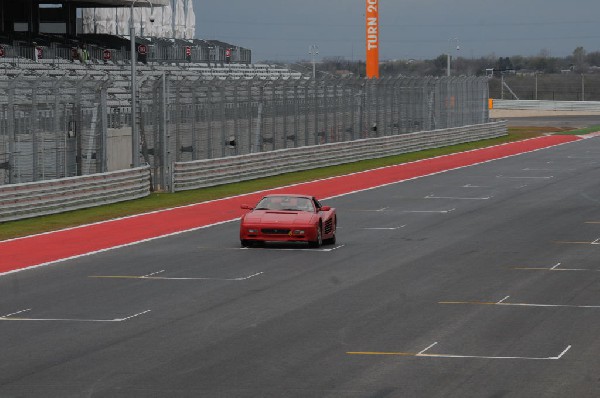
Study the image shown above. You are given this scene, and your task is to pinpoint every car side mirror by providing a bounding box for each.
[320,206,331,211]
[241,204,253,210]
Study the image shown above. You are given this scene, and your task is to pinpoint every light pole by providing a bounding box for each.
[308,44,319,79]
[447,37,459,77]
[130,0,154,167]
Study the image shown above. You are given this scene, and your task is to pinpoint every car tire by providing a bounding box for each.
[241,239,251,247]
[324,232,336,245]
[308,224,322,248]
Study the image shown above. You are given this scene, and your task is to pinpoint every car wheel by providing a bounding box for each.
[325,232,336,245]
[309,224,322,248]
[241,239,251,247]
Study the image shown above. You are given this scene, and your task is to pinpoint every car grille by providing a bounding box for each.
[261,228,291,235]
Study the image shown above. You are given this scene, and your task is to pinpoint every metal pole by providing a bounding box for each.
[130,4,138,167]
[309,44,318,79]
[447,38,459,77]
[129,0,153,168]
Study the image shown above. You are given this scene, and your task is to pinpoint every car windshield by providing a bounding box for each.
[255,196,315,212]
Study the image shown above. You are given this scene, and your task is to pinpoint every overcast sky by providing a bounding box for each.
[193,0,600,63]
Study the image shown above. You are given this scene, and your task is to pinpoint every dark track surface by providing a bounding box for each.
[504,115,600,128]
[1,137,600,397]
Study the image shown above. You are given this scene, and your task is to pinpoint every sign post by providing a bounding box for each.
[366,0,379,79]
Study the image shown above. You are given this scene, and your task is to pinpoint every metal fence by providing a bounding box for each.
[0,77,109,185]
[0,75,489,190]
[139,75,489,189]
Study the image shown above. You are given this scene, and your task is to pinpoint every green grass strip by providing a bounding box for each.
[554,125,600,135]
[0,129,549,241]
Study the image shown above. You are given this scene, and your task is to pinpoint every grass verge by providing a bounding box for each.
[552,125,600,135]
[0,127,559,241]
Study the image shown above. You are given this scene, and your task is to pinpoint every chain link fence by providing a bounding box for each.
[489,73,600,101]
[1,75,489,189]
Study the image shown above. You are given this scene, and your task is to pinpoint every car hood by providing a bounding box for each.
[245,211,315,225]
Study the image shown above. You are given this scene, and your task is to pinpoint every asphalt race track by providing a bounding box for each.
[1,136,600,397]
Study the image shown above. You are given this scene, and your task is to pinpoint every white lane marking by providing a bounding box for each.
[91,272,264,281]
[440,300,600,309]
[1,136,579,278]
[497,296,510,304]
[401,208,455,214]
[352,207,389,212]
[0,309,151,322]
[522,168,553,171]
[425,195,491,200]
[417,342,438,355]
[240,245,345,252]
[514,265,595,271]
[555,345,573,359]
[1,309,31,318]
[142,270,165,278]
[462,184,489,188]
[363,225,406,230]
[592,238,600,245]
[350,343,572,361]
[420,344,571,360]
[497,175,554,179]
[116,310,152,321]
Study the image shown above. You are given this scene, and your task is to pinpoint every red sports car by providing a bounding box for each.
[240,194,337,248]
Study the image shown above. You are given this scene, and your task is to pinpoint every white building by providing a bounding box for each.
[81,0,195,39]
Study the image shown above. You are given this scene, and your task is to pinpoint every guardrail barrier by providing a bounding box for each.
[0,166,151,223]
[172,121,507,192]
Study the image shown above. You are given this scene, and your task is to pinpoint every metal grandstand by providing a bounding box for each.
[1,0,254,67]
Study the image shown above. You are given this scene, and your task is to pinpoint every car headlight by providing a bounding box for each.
[292,230,305,235]
[248,229,258,233]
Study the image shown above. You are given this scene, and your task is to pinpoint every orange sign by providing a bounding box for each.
[366,0,379,79]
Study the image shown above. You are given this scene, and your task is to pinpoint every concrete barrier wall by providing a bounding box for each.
[490,100,600,118]
[172,121,507,192]
[492,99,600,111]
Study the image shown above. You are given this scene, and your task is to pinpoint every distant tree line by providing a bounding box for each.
[283,47,600,100]
[288,47,600,78]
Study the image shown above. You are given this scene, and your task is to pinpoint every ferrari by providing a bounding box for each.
[239,194,337,248]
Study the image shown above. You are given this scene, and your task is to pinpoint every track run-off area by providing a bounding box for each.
[2,132,600,397]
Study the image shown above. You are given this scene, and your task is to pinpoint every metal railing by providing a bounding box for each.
[172,121,507,192]
[0,42,251,66]
[0,166,151,222]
